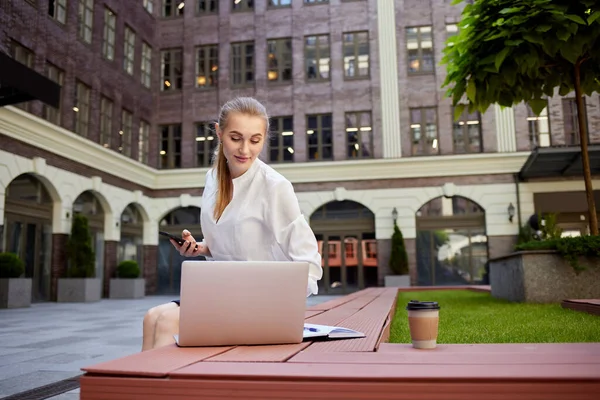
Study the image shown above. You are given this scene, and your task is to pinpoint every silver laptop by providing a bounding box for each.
[177,260,309,347]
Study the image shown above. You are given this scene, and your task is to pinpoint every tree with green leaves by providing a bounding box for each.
[442,0,600,235]
[389,220,409,275]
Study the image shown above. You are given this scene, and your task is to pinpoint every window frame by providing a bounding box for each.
[48,0,67,24]
[78,0,94,44]
[342,31,370,80]
[43,62,64,125]
[267,38,293,84]
[120,109,133,157]
[410,107,439,156]
[141,42,152,88]
[74,80,91,137]
[230,41,255,88]
[195,122,218,167]
[100,96,114,148]
[306,113,333,161]
[269,116,295,163]
[345,111,373,159]
[195,45,219,89]
[102,7,116,61]
[162,0,184,18]
[406,26,434,75]
[138,120,150,164]
[452,106,482,154]
[231,0,254,12]
[304,34,330,82]
[160,124,182,169]
[197,0,218,14]
[161,48,183,91]
[123,25,136,75]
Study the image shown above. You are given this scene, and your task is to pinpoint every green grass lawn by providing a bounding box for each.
[389,290,600,344]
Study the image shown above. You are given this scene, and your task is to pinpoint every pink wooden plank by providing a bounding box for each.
[305,310,323,318]
[378,342,600,354]
[303,288,398,353]
[288,350,600,365]
[82,375,600,400]
[82,344,233,377]
[205,342,311,362]
[564,299,600,305]
[170,360,600,380]
[304,306,360,326]
[306,288,379,311]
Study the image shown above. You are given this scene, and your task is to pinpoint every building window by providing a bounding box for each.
[49,0,67,24]
[232,0,253,12]
[269,0,291,7]
[43,63,64,125]
[196,122,217,167]
[163,0,184,17]
[563,98,588,146]
[143,0,153,13]
[231,41,254,87]
[100,96,113,148]
[74,81,91,137]
[78,0,94,44]
[160,124,182,169]
[307,114,333,161]
[196,45,218,89]
[9,40,34,111]
[197,0,217,14]
[141,42,152,88]
[410,107,438,156]
[305,34,330,81]
[269,116,294,163]
[527,102,550,148]
[123,26,136,75]
[120,110,133,157]
[103,8,116,61]
[446,23,458,37]
[343,31,369,79]
[267,38,292,83]
[407,26,434,74]
[346,111,372,158]
[452,107,482,154]
[161,48,183,91]
[138,120,150,164]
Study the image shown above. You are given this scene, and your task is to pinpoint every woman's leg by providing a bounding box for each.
[152,306,181,349]
[141,302,179,351]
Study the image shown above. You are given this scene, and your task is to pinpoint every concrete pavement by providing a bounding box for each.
[0,294,340,400]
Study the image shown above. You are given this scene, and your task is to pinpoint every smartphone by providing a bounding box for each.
[159,231,186,245]
[159,231,199,251]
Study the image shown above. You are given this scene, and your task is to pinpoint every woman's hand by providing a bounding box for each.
[169,229,211,257]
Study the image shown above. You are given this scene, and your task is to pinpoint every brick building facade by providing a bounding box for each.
[1,0,599,301]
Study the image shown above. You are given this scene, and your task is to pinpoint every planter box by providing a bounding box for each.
[0,278,32,308]
[57,278,102,303]
[384,275,411,287]
[109,278,145,299]
[489,251,600,303]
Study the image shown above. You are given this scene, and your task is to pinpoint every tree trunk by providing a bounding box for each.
[574,61,598,235]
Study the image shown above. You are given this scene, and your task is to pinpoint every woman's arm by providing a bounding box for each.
[268,180,323,296]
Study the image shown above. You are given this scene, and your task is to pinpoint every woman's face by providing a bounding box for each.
[216,112,266,179]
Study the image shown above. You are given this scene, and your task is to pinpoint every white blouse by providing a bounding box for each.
[200,158,323,296]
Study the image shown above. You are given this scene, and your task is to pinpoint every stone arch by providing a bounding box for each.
[4,173,58,302]
[415,195,488,287]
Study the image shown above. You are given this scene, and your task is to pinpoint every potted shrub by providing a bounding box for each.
[0,252,31,308]
[384,220,411,287]
[57,214,102,302]
[109,260,145,299]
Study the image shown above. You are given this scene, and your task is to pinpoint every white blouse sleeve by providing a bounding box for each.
[268,180,323,297]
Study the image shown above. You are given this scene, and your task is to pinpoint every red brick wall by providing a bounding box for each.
[103,240,118,298]
[143,245,158,294]
[51,233,68,301]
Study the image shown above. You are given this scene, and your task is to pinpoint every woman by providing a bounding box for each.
[142,97,323,351]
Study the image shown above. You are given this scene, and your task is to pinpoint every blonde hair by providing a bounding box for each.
[212,97,270,221]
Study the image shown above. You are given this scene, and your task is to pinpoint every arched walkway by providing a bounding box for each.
[310,200,376,294]
[415,196,488,286]
[157,206,203,294]
[4,173,55,302]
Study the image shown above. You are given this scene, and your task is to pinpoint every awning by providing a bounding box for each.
[518,144,600,180]
[0,51,61,108]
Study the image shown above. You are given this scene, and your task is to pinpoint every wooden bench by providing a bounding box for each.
[80,287,600,399]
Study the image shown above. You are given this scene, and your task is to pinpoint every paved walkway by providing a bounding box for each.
[0,294,340,400]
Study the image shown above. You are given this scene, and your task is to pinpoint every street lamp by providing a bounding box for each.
[508,202,515,223]
[392,207,398,223]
